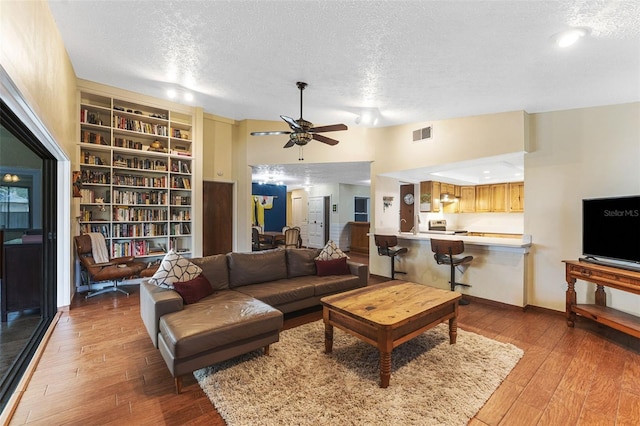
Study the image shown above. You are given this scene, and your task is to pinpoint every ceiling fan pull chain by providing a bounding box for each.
[299,146,304,161]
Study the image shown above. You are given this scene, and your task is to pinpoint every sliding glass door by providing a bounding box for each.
[0,99,57,409]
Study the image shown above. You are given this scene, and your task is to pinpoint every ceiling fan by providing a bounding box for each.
[250,82,347,160]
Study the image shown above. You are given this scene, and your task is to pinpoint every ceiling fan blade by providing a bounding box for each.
[250,131,291,136]
[310,123,348,133]
[283,139,296,148]
[280,115,302,131]
[312,133,340,146]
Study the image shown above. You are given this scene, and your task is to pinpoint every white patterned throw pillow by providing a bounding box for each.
[148,249,202,289]
[315,240,349,261]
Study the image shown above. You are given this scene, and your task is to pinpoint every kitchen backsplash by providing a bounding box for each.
[418,212,524,234]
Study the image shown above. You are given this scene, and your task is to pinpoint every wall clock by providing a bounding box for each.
[403,193,415,205]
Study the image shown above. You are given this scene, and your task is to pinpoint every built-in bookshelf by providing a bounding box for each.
[77,90,194,261]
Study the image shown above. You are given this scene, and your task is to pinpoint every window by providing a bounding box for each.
[0,185,31,230]
[354,197,369,222]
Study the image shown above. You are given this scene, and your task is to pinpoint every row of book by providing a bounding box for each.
[112,223,167,238]
[113,155,167,171]
[170,223,191,236]
[113,174,167,188]
[112,189,167,205]
[79,224,110,237]
[112,240,161,257]
[171,210,191,221]
[170,176,191,189]
[171,195,191,206]
[79,209,109,222]
[114,138,144,150]
[81,131,108,145]
[113,206,168,222]
[81,169,110,184]
[82,151,108,166]
[80,109,106,126]
[113,115,168,136]
[79,188,109,204]
[171,160,191,174]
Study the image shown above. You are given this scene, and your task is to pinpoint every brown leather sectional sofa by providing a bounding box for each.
[140,247,369,393]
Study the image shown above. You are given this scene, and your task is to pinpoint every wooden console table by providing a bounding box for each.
[563,260,640,338]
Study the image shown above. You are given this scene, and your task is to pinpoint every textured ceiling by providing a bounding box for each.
[48,0,640,189]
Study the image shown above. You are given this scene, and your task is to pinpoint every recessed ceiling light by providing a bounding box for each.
[553,27,589,48]
[184,92,194,102]
[167,89,177,99]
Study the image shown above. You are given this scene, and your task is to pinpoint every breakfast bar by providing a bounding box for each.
[369,232,532,307]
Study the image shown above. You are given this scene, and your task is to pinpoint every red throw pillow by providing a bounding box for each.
[315,257,350,276]
[172,274,214,304]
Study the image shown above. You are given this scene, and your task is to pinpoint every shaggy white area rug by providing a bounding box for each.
[194,320,523,426]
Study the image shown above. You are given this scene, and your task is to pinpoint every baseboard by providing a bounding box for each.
[462,295,526,311]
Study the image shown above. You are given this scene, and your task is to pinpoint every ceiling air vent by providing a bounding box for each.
[412,125,432,142]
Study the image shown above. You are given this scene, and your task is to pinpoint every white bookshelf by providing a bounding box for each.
[77,90,194,261]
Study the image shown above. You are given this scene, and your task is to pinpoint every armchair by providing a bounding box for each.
[74,234,147,298]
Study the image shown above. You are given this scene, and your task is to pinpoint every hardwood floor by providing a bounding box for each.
[6,256,640,425]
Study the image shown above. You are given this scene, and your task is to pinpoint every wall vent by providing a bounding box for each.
[412,125,432,142]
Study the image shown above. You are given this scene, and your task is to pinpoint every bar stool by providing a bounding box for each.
[431,239,473,305]
[374,234,408,280]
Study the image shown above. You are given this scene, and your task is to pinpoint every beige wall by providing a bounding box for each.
[1,0,78,307]
[0,1,76,155]
[525,103,640,314]
[202,113,235,182]
[371,110,528,176]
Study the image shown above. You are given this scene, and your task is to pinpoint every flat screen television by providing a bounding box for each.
[582,195,640,267]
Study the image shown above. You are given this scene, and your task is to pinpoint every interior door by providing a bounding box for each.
[202,181,233,255]
[307,196,325,248]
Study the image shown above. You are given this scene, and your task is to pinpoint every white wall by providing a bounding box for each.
[526,103,640,314]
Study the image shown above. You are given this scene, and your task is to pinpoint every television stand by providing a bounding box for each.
[579,256,640,273]
[563,260,640,338]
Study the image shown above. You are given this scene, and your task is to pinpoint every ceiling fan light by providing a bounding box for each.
[291,132,312,145]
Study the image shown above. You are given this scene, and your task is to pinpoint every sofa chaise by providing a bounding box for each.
[140,247,368,392]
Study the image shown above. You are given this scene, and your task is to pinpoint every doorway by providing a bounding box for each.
[307,196,328,248]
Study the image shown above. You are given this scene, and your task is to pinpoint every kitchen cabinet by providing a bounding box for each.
[419,181,440,212]
[509,182,525,212]
[475,184,508,212]
[475,185,491,212]
[458,186,476,213]
[491,184,508,212]
[440,183,455,196]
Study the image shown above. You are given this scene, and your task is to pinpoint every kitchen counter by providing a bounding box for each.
[369,231,532,307]
[396,232,532,251]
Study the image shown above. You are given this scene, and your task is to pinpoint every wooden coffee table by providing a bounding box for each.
[321,280,461,388]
